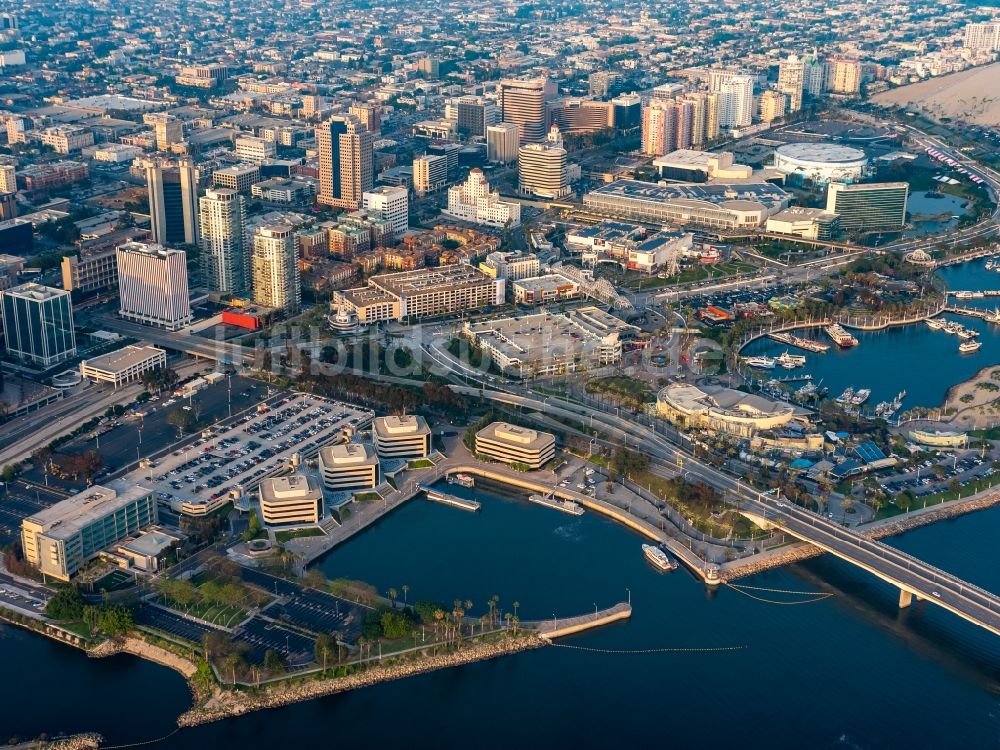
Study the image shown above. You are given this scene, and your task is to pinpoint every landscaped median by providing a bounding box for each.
[177,631,544,727]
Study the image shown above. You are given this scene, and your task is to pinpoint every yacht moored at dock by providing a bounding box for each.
[959,340,983,353]
[642,544,678,571]
[767,332,830,353]
[776,351,806,369]
[447,473,475,488]
[743,356,776,369]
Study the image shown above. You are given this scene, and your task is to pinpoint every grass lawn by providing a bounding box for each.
[585,376,654,409]
[56,620,94,639]
[163,599,247,627]
[354,492,381,502]
[275,527,326,544]
[408,459,434,469]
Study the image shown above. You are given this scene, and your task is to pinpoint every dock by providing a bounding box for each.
[528,491,584,516]
[534,602,632,640]
[418,483,481,512]
[943,305,1000,323]
[767,332,830,353]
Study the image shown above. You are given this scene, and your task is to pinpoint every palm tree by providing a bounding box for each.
[512,601,520,619]
[504,612,512,630]
[401,584,409,606]
[223,652,244,686]
[511,615,520,634]
[388,588,398,608]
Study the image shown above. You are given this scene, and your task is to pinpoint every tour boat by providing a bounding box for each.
[925,318,946,331]
[959,340,983,353]
[642,544,678,571]
[825,323,858,348]
[835,387,856,405]
[852,388,871,406]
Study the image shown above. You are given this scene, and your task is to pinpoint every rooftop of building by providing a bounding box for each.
[369,264,494,297]
[23,482,153,540]
[587,179,789,209]
[319,442,379,466]
[260,473,322,502]
[511,273,578,292]
[373,414,430,436]
[769,206,840,221]
[80,344,165,374]
[476,421,554,450]
[3,282,69,301]
[774,142,868,164]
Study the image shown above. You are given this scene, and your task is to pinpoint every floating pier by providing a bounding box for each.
[767,332,830,353]
[418,483,481,512]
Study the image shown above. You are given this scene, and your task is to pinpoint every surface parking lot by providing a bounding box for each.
[267,588,364,641]
[134,393,373,514]
[134,604,223,643]
[0,482,66,545]
[236,617,315,667]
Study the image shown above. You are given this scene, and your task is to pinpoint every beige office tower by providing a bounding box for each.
[251,226,300,313]
[777,54,805,113]
[316,115,374,210]
[487,123,520,164]
[147,113,183,151]
[678,93,717,147]
[518,125,570,199]
[499,78,557,144]
[349,103,381,134]
[759,90,788,124]
[144,158,199,247]
[0,163,15,193]
[826,59,862,95]
[199,188,249,296]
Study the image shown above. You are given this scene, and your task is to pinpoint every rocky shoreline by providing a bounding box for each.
[89,636,199,679]
[178,633,545,727]
[722,490,1000,581]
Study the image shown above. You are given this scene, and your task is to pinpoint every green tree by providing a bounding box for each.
[45,588,86,620]
[263,648,286,674]
[314,633,334,671]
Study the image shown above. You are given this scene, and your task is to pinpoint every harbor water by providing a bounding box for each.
[4,481,1000,749]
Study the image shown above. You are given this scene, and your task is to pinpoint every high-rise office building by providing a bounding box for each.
[964,22,1000,51]
[710,71,755,129]
[348,103,381,134]
[144,158,199,247]
[826,182,908,231]
[803,51,825,96]
[499,78,557,144]
[199,188,248,295]
[413,154,449,196]
[251,226,300,313]
[0,163,16,193]
[115,241,191,330]
[316,115,374,210]
[611,94,642,131]
[680,92,719,144]
[455,96,500,138]
[362,186,408,238]
[642,100,677,156]
[446,169,521,228]
[518,125,570,199]
[0,283,76,367]
[487,123,520,164]
[146,113,183,151]
[826,59,862,95]
[777,54,805,113]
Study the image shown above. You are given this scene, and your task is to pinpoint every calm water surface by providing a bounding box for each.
[4,481,1000,749]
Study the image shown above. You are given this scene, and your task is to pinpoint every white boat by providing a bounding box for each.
[825,323,858,348]
[776,350,806,369]
[448,473,475,488]
[852,388,871,406]
[959,340,983,353]
[958,328,978,340]
[955,291,975,299]
[528,494,584,516]
[743,356,776,369]
[835,387,855,404]
[984,308,1000,324]
[925,318,946,331]
[642,544,678,571]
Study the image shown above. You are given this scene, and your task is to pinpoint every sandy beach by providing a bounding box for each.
[871,63,1000,126]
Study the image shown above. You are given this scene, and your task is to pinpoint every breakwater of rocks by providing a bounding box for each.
[178,633,544,727]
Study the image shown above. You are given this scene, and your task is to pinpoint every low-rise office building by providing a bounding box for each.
[318,443,380,490]
[475,422,555,468]
[259,473,324,525]
[21,483,157,581]
[372,415,432,458]
[80,344,167,388]
[511,274,581,304]
[765,206,840,240]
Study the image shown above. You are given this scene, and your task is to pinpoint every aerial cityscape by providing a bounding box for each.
[2,0,1000,746]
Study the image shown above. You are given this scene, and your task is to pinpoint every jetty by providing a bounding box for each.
[944,305,1000,323]
[534,602,632,640]
[528,490,584,516]
[418,483,481,512]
